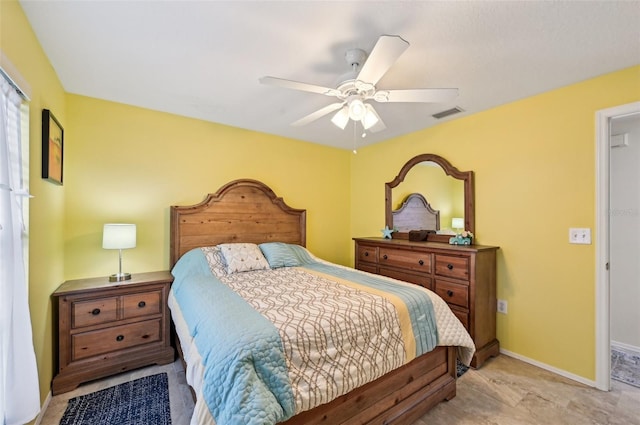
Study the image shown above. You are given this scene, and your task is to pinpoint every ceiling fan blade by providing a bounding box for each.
[356,35,410,86]
[375,88,459,103]
[291,102,344,127]
[259,76,340,97]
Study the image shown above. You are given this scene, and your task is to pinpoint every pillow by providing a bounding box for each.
[201,246,227,278]
[218,243,270,274]
[259,242,302,269]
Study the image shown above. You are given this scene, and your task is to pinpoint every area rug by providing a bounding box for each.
[59,373,171,425]
[611,348,640,388]
[457,359,470,377]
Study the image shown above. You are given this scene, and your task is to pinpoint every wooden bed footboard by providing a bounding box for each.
[175,332,456,425]
[279,346,456,425]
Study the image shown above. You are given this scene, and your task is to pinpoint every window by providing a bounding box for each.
[1,68,39,425]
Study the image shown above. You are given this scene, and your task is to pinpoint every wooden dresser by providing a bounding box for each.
[52,271,175,394]
[353,237,499,368]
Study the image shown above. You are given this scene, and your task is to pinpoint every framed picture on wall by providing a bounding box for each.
[42,109,64,185]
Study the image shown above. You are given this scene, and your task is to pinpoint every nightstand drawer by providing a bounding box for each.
[434,254,469,280]
[123,290,161,319]
[72,319,162,361]
[434,279,469,308]
[72,297,118,328]
[379,248,431,272]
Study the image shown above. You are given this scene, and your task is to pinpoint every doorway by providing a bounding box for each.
[595,101,640,391]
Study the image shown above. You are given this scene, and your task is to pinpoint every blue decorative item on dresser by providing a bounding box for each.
[381,225,396,239]
[449,230,474,245]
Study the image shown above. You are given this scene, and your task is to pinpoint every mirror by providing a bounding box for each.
[385,154,475,243]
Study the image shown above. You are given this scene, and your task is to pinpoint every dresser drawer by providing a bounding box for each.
[435,254,469,280]
[72,319,162,361]
[434,279,469,308]
[379,267,432,290]
[357,263,378,274]
[123,290,161,319]
[357,245,378,264]
[72,297,118,328]
[379,248,431,273]
[450,306,469,330]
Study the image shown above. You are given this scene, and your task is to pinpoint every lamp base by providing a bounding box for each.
[109,272,132,282]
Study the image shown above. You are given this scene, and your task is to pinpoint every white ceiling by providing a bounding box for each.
[19,0,640,150]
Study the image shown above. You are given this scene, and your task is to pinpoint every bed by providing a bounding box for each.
[392,193,440,233]
[168,179,475,425]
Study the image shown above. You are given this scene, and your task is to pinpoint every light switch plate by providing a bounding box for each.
[569,228,591,244]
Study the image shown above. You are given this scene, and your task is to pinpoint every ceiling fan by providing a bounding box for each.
[259,35,458,133]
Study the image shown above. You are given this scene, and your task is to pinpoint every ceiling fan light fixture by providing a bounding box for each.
[331,106,350,129]
[348,98,366,121]
[362,104,379,130]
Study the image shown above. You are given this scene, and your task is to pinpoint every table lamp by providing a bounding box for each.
[102,223,136,282]
[452,217,464,234]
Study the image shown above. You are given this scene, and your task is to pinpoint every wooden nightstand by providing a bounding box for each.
[52,271,175,394]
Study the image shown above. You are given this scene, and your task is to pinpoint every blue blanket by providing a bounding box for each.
[171,250,295,424]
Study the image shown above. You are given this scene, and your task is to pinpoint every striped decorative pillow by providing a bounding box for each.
[259,242,302,269]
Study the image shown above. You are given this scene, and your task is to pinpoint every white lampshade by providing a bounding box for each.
[452,218,464,230]
[362,104,380,130]
[331,106,350,130]
[103,224,136,249]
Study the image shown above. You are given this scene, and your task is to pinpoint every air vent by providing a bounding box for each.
[432,107,464,119]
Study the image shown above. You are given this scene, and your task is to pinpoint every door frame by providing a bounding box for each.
[595,101,640,391]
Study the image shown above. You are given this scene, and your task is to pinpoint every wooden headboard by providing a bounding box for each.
[170,179,306,266]
[392,193,440,232]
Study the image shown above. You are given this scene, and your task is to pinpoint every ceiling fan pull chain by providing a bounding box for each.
[352,121,359,154]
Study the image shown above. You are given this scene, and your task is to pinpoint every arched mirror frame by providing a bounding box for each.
[385,154,475,243]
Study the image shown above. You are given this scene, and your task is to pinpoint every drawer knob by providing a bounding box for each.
[418,259,424,266]
[364,252,369,257]
[116,335,125,342]
[91,308,101,315]
[447,290,454,297]
[383,254,388,260]
[138,301,146,308]
[447,264,454,270]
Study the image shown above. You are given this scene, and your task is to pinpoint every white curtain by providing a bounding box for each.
[0,78,39,424]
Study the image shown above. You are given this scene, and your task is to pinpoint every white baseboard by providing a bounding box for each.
[33,391,52,425]
[611,341,640,356]
[500,348,597,388]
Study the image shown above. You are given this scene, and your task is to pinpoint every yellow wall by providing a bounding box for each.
[351,65,640,380]
[1,0,67,407]
[64,95,352,279]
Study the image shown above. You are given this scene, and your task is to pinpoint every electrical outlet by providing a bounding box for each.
[497,299,508,314]
[569,228,591,244]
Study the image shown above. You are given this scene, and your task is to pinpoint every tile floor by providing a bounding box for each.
[39,354,640,425]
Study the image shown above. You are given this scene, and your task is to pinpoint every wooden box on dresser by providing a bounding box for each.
[354,237,499,368]
[52,271,175,394]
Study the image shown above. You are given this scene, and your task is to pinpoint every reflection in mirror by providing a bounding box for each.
[385,154,474,243]
[392,161,465,233]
